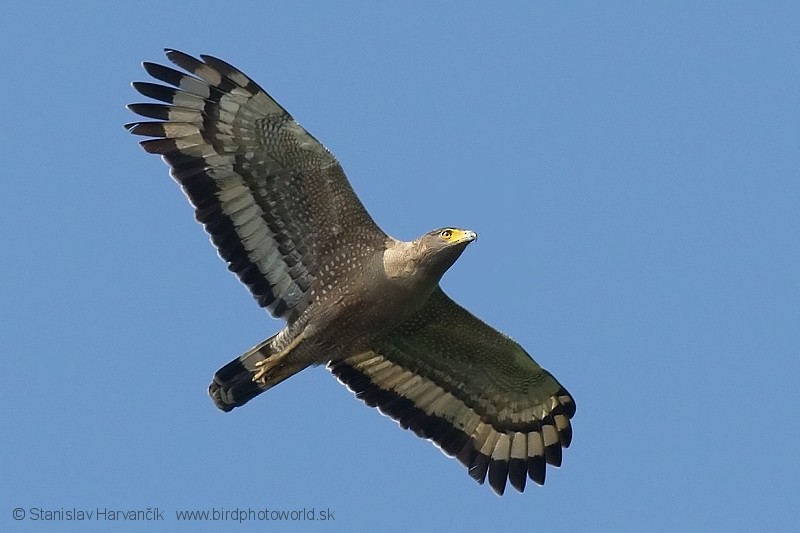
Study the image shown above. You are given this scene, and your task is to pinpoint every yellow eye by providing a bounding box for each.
[440,229,453,240]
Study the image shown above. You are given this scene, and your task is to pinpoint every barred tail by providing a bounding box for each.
[208,335,306,412]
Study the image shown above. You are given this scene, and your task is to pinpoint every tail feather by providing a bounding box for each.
[208,335,307,412]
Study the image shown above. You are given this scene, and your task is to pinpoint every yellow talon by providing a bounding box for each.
[252,367,268,385]
[249,331,305,386]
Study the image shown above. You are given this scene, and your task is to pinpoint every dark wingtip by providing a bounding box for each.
[545,442,562,467]
[488,459,509,496]
[559,388,577,418]
[560,423,573,448]
[528,455,546,486]
[163,47,185,59]
[507,458,527,493]
[468,453,490,485]
[127,103,170,121]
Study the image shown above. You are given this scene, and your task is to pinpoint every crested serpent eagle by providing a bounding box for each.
[126,49,575,495]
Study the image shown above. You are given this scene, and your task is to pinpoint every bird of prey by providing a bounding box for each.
[126,49,575,495]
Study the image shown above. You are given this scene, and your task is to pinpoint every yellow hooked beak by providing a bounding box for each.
[440,228,477,245]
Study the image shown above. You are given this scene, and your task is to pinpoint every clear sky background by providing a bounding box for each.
[2,2,798,532]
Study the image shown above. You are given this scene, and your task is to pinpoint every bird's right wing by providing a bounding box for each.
[126,50,387,323]
[329,288,575,495]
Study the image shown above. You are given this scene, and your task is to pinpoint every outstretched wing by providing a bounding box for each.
[126,49,387,323]
[328,288,575,495]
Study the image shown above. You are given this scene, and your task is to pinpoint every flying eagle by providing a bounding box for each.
[126,49,575,495]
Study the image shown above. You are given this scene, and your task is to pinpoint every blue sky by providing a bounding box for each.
[2,2,798,531]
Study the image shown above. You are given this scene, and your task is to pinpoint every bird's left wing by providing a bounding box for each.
[328,288,575,495]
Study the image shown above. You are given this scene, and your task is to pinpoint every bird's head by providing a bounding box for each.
[414,227,477,277]
[383,228,477,282]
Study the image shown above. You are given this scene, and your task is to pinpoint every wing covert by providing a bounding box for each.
[126,49,387,322]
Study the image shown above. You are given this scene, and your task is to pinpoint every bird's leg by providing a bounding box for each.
[251,331,305,386]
